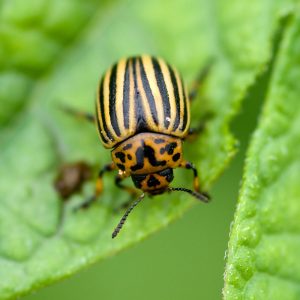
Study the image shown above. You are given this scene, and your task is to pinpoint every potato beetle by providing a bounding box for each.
[62,55,210,238]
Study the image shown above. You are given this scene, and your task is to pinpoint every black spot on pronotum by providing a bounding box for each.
[144,145,166,167]
[165,142,177,155]
[147,175,160,187]
[123,143,132,150]
[127,154,132,160]
[154,138,165,144]
[131,145,166,171]
[130,147,144,171]
[160,147,166,154]
[115,152,126,163]
[117,163,125,171]
[172,153,181,162]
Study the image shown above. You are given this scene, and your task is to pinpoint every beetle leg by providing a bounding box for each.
[115,175,139,198]
[187,123,206,140]
[188,61,213,101]
[60,105,95,123]
[186,120,207,142]
[179,161,200,192]
[75,162,116,210]
[179,160,211,199]
[186,111,214,141]
[114,175,140,210]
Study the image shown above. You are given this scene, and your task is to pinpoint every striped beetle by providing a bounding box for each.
[63,55,210,238]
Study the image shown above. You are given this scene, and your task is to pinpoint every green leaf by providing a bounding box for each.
[0,0,296,299]
[224,13,300,300]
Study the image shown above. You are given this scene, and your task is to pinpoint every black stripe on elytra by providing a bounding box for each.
[99,77,114,142]
[133,58,147,132]
[95,102,108,143]
[123,59,130,129]
[181,75,188,131]
[168,64,180,131]
[139,57,158,126]
[109,63,121,136]
[152,57,171,128]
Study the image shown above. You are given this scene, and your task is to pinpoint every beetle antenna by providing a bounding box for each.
[59,104,95,122]
[168,187,210,203]
[112,193,145,239]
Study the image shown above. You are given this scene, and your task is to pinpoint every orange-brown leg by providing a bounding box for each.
[179,160,210,201]
[75,162,116,210]
[115,175,139,198]
[179,160,200,192]
[115,175,140,209]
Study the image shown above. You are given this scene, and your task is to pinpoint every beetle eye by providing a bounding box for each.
[131,174,147,189]
[158,168,174,183]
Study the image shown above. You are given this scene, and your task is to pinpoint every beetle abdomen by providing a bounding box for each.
[96,55,190,148]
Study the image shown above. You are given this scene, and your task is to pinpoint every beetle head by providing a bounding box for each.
[131,168,174,194]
